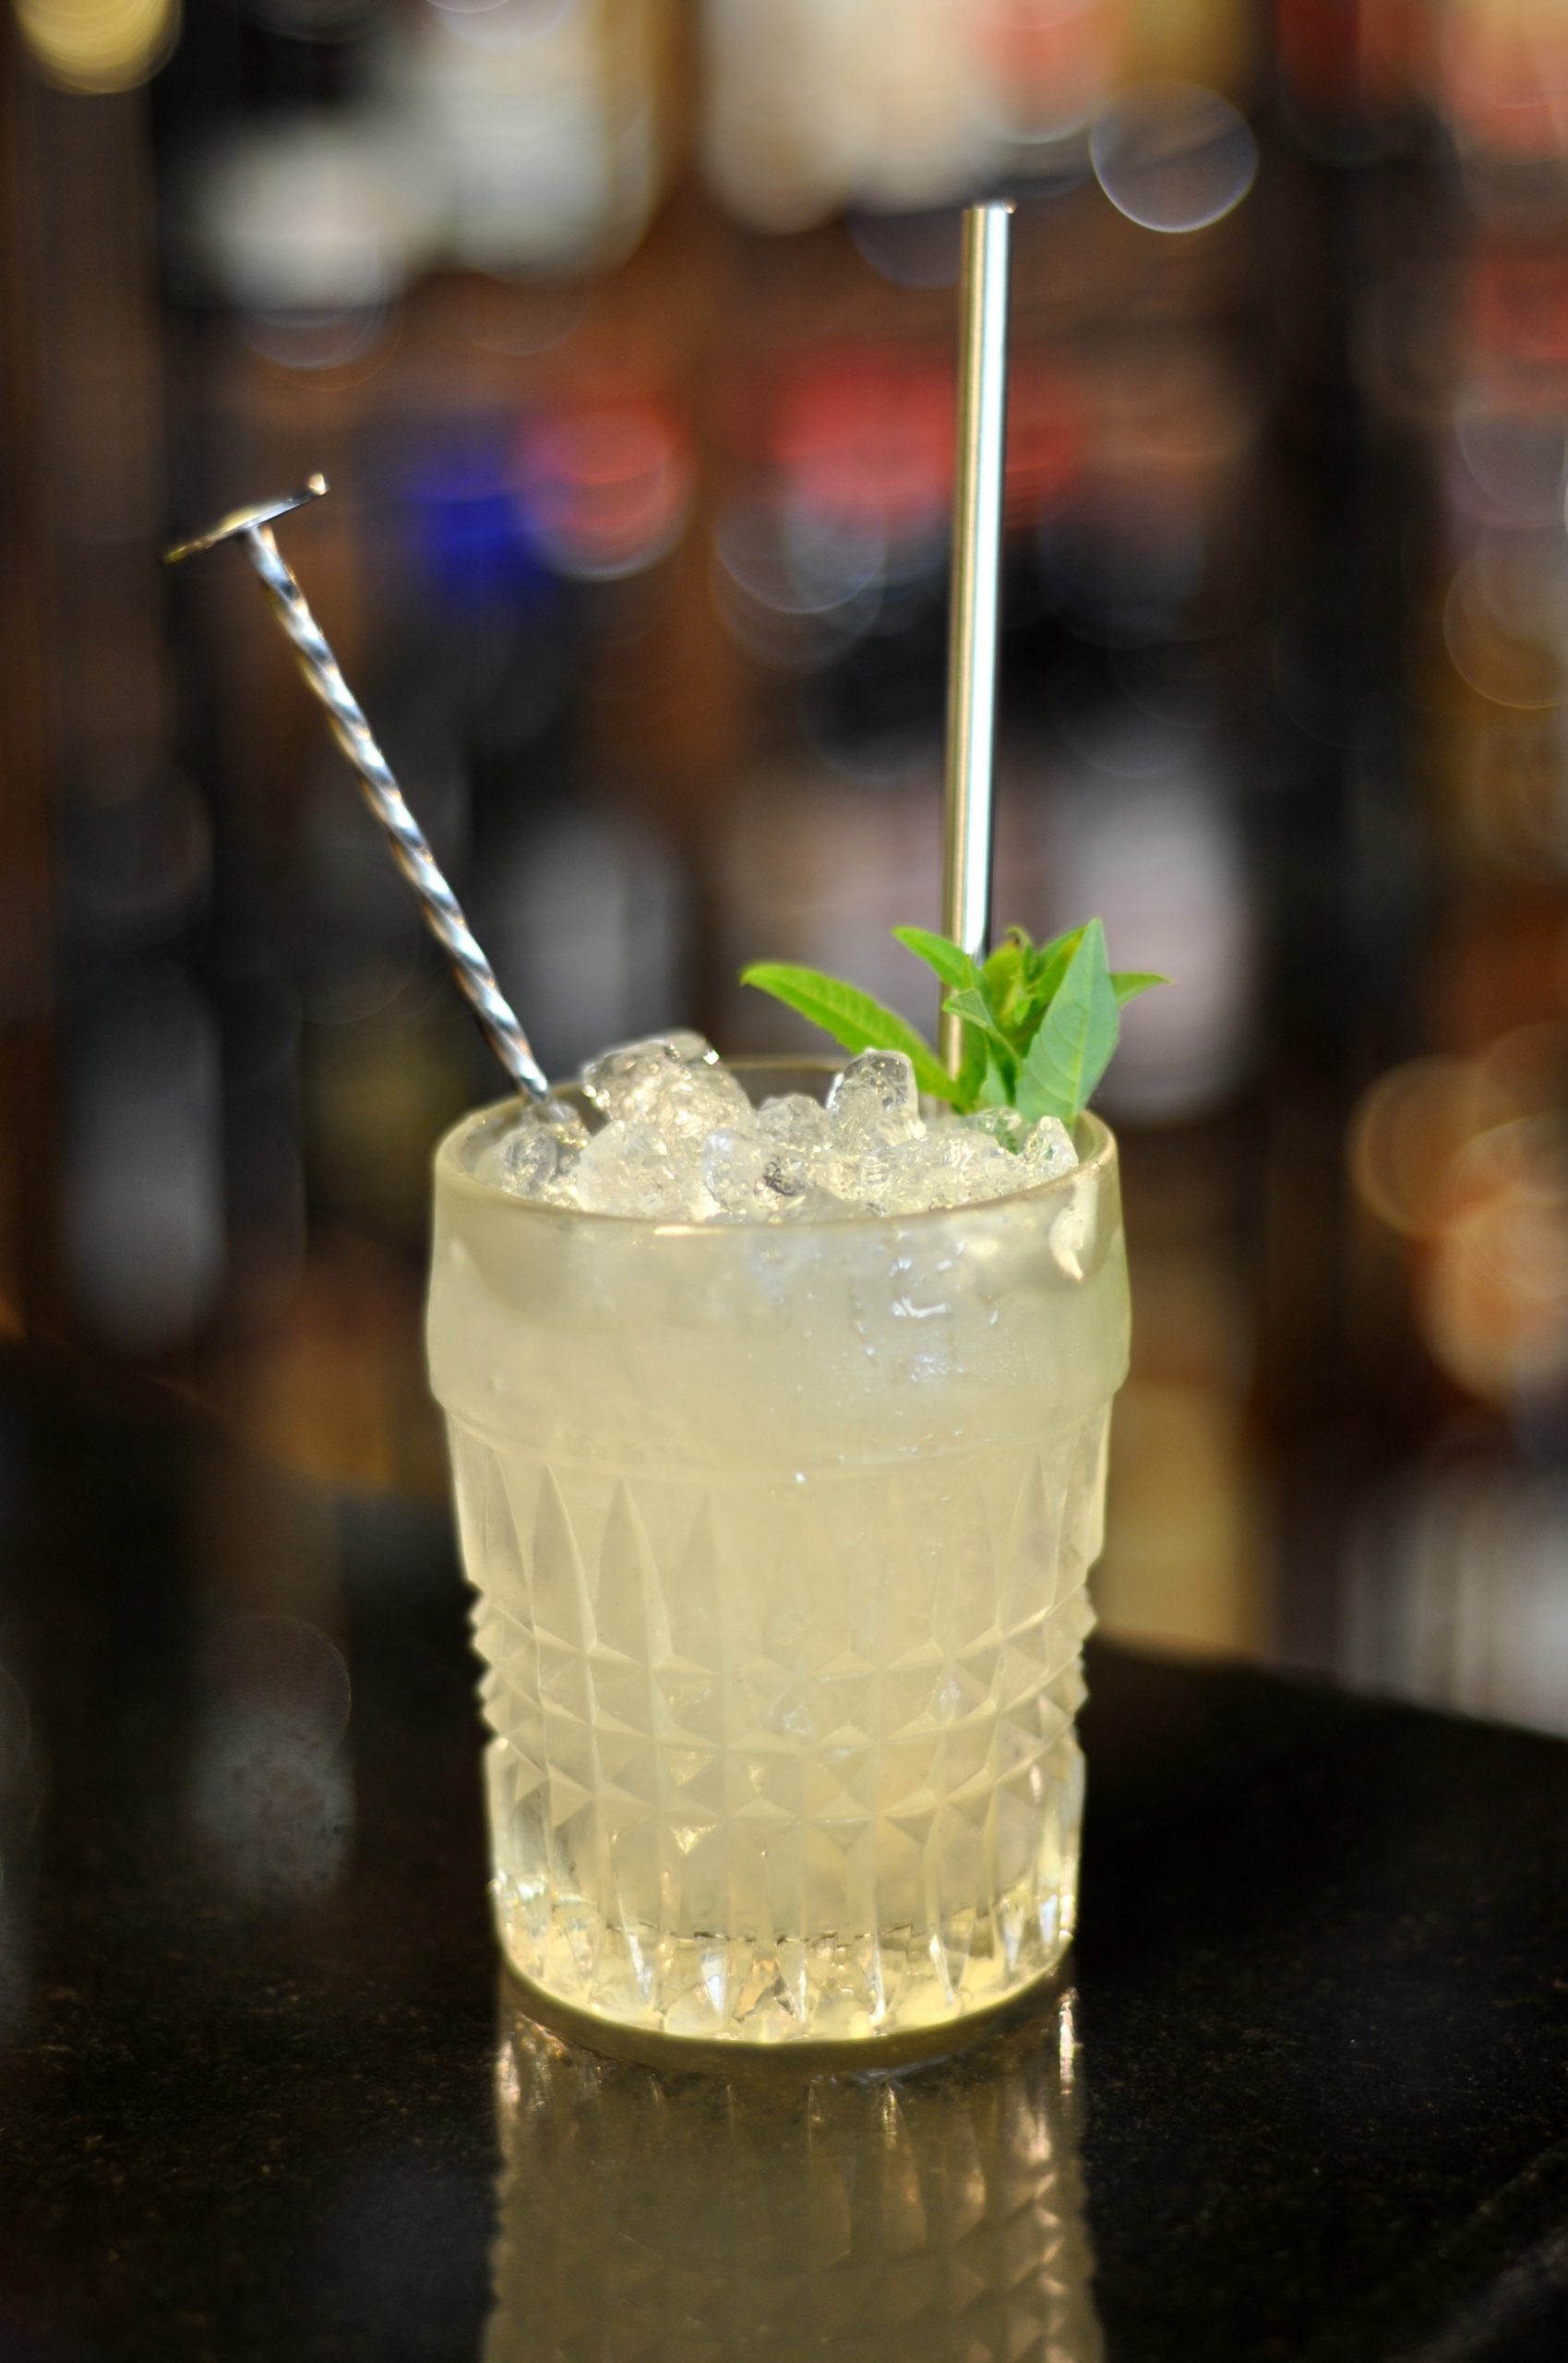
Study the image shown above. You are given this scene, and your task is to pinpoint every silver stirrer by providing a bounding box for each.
[164,475,549,1102]
[939,200,1013,1077]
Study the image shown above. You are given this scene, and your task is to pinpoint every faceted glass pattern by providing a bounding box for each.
[455,1421,1103,2041]
[485,1984,1105,2362]
[429,1086,1130,2047]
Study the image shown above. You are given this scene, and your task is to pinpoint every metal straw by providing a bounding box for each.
[939,201,1013,1076]
[164,475,549,1102]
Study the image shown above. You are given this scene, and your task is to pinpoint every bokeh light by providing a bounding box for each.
[712,498,887,668]
[1421,1116,1568,1404]
[1348,1057,1511,1240]
[16,0,178,93]
[1438,1,1568,163]
[1443,535,1568,711]
[518,402,692,581]
[1352,1032,1568,1410]
[184,119,429,375]
[1090,82,1257,234]
[971,0,1114,146]
[772,355,952,539]
[1462,715,1568,877]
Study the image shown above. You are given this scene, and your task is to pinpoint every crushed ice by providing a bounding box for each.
[491,1034,1078,1221]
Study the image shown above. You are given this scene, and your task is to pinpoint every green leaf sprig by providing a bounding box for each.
[741,920,1164,1127]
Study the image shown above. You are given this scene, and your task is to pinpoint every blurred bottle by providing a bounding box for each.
[176,0,666,320]
[701,0,1255,228]
[376,0,666,276]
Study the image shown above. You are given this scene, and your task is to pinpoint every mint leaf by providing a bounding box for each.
[1023,923,1087,1013]
[938,986,1005,1110]
[942,986,1012,1056]
[956,1017,989,1108]
[1014,918,1119,1125]
[942,988,1020,1105]
[740,921,1165,1121]
[976,1047,1015,1108]
[981,922,1092,1054]
[981,936,1024,997]
[892,924,977,993]
[740,963,957,1103]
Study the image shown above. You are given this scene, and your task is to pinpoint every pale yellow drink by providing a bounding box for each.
[427,1078,1129,2046]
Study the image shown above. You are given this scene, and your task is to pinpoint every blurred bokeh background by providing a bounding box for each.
[2,0,1565,1729]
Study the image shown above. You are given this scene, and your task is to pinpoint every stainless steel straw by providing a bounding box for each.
[939,201,1013,1076]
[164,475,549,1101]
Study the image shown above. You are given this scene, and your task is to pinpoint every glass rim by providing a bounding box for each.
[434,1055,1119,1236]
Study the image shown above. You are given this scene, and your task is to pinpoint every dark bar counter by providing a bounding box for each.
[1,1353,1566,2361]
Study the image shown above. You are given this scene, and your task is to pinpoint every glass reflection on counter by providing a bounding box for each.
[486,1982,1103,2362]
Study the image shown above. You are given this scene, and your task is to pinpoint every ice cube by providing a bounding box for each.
[498,1098,591,1200]
[666,1063,754,1143]
[572,1119,709,1220]
[774,1179,850,1221]
[756,1092,831,1148]
[760,1142,837,1205]
[878,1128,1019,1214]
[700,1125,849,1221]
[546,1035,1082,1222]
[580,1033,721,1118]
[701,1127,767,1216]
[580,1035,751,1147]
[665,1029,721,1069]
[963,1104,1028,1155]
[1020,1115,1078,1185]
[501,1127,558,1196]
[579,1038,676,1120]
[826,1051,920,1147]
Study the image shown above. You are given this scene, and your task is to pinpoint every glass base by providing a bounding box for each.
[486,1734,1083,2051]
[494,1928,1080,2073]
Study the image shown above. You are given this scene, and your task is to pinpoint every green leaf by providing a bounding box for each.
[742,921,1164,1122]
[1014,918,1119,1125]
[980,922,1092,1056]
[892,924,977,993]
[1023,923,1087,1012]
[976,1047,1014,1109]
[982,940,1043,1042]
[892,929,1003,1110]
[955,1016,989,1110]
[941,991,1016,1109]
[740,963,958,1103]
[942,986,1013,1055]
